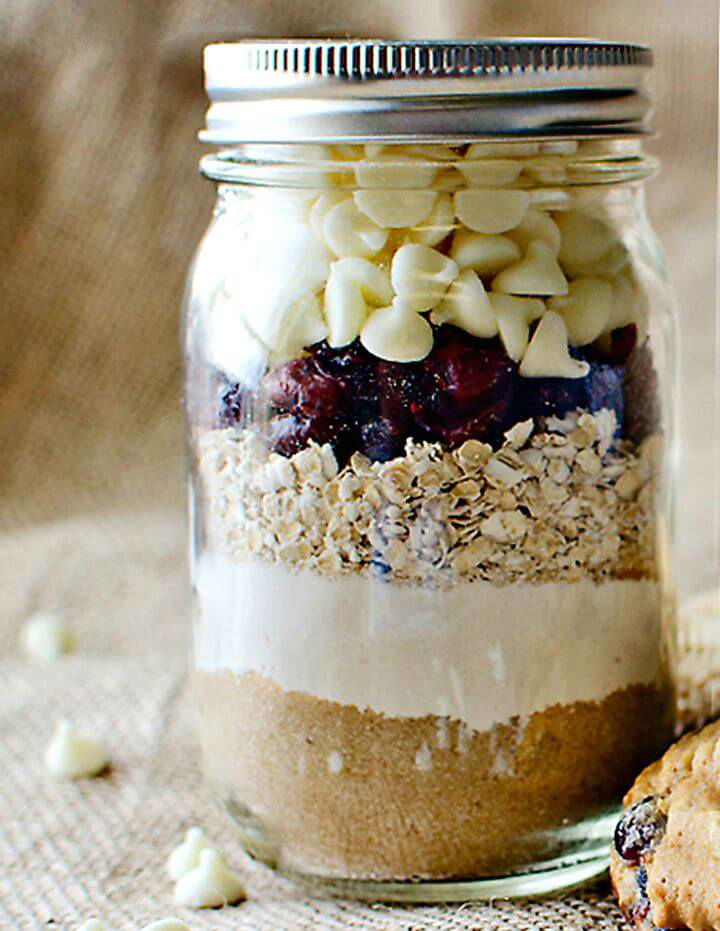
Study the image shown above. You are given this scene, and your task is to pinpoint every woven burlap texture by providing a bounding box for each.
[1,0,716,928]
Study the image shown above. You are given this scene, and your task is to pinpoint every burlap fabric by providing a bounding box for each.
[1,1,716,928]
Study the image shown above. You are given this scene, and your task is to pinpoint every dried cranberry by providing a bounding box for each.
[269,413,338,457]
[606,324,638,365]
[312,341,380,421]
[376,361,427,433]
[623,340,661,443]
[360,417,406,462]
[218,382,246,426]
[614,796,666,865]
[263,358,345,419]
[424,327,517,417]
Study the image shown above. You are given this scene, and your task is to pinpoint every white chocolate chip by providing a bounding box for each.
[20,612,74,662]
[454,189,530,234]
[488,293,545,362]
[605,271,641,332]
[353,189,437,228]
[540,140,579,155]
[493,240,568,297]
[167,827,212,881]
[556,210,615,272]
[309,191,346,238]
[355,155,438,188]
[549,278,613,345]
[405,193,456,246]
[322,198,388,258]
[77,922,106,931]
[141,921,192,931]
[209,292,269,384]
[45,720,109,780]
[324,270,367,348]
[519,312,589,379]
[466,142,541,158]
[276,292,329,364]
[431,269,497,338]
[524,156,567,184]
[457,158,522,186]
[450,230,521,276]
[508,207,561,255]
[391,243,458,311]
[235,225,331,359]
[415,742,433,771]
[360,299,433,362]
[174,848,246,908]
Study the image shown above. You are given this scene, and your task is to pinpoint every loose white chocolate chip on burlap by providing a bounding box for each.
[174,848,246,908]
[431,269,498,338]
[391,243,458,311]
[167,826,212,880]
[353,189,437,228]
[493,240,568,297]
[450,230,521,276]
[361,299,434,362]
[45,720,109,780]
[141,920,192,931]
[453,188,530,233]
[488,293,546,362]
[549,278,613,345]
[519,311,590,378]
[20,611,74,662]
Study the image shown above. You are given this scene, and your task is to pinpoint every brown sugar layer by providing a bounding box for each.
[197,670,672,881]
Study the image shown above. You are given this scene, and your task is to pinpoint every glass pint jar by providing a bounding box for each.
[185,39,677,900]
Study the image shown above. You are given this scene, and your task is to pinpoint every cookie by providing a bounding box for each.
[610,718,720,929]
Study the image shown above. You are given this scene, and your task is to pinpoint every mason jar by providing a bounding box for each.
[185,39,677,900]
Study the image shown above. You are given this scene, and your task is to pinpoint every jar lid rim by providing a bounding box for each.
[201,38,654,144]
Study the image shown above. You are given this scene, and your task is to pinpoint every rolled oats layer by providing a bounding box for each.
[199,408,660,586]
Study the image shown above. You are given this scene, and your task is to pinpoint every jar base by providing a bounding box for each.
[223,798,616,903]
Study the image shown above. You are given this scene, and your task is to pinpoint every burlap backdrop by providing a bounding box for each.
[0,2,716,928]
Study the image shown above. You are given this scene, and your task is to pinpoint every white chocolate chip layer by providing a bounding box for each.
[361,299,433,362]
[519,312,590,378]
[453,189,530,234]
[493,240,568,297]
[391,243,458,311]
[431,269,498,338]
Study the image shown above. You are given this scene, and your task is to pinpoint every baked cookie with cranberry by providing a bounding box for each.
[610,718,720,929]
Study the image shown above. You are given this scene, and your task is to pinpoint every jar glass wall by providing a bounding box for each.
[184,139,677,899]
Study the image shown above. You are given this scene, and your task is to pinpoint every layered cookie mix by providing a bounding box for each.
[190,141,674,881]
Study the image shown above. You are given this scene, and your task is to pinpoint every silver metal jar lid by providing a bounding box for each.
[201,38,653,145]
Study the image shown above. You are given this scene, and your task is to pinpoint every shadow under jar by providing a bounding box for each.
[185,39,677,901]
